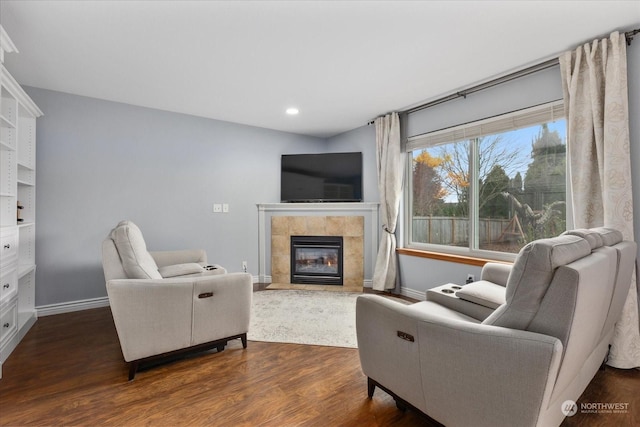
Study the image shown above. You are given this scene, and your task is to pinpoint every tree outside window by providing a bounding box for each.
[410,120,566,254]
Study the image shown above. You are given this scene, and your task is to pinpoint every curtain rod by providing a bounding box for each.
[367,27,639,121]
[403,58,559,116]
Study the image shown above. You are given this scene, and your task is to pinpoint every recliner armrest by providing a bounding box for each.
[149,249,208,267]
[426,284,495,321]
[480,262,512,287]
[106,278,194,361]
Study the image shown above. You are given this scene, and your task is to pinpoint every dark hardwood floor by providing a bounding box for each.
[0,300,638,426]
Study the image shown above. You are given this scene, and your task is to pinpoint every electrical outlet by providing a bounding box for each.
[466,274,475,284]
[242,261,248,273]
[213,203,222,213]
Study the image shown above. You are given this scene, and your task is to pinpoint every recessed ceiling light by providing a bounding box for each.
[286,107,299,115]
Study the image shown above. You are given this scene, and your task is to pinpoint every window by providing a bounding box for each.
[406,101,567,259]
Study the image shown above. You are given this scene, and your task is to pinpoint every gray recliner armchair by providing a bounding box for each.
[356,228,636,427]
[102,220,253,380]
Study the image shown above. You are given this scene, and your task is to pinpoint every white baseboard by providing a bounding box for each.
[37,296,110,317]
[398,286,426,301]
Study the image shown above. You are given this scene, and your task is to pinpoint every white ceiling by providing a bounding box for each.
[1,1,639,138]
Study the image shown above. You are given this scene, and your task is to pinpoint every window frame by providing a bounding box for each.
[403,100,569,262]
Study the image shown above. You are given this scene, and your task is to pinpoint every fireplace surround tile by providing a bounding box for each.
[271,216,289,235]
[344,236,364,262]
[271,254,289,278]
[271,235,288,255]
[345,216,365,236]
[292,217,309,235]
[305,216,327,235]
[325,216,346,236]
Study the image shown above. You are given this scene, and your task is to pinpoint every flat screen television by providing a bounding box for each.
[281,152,363,202]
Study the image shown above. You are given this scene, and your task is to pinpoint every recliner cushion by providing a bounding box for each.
[109,220,162,279]
[158,262,205,278]
[482,234,591,330]
[455,281,506,309]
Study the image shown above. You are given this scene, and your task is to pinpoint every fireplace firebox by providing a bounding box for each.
[290,236,343,285]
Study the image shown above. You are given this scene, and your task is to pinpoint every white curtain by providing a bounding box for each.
[559,31,640,369]
[372,113,406,290]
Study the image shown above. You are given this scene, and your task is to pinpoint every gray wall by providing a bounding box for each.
[406,65,563,138]
[28,87,325,306]
[326,124,378,204]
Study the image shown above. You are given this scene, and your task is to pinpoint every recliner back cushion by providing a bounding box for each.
[482,235,591,330]
[102,238,129,282]
[109,221,162,279]
[591,227,623,246]
[562,228,604,249]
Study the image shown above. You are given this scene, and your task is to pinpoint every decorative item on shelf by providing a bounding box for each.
[17,200,24,222]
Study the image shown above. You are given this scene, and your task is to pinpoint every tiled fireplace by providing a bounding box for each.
[271,215,364,291]
[257,202,379,290]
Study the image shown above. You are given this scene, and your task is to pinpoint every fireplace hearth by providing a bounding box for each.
[290,235,343,285]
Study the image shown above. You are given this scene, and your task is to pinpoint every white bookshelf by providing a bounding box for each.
[0,25,43,379]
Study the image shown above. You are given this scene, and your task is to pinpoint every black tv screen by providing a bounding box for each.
[281,152,363,202]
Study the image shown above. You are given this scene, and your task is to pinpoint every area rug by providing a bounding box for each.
[248,290,361,348]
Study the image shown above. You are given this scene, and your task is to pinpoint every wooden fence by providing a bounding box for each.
[412,216,513,245]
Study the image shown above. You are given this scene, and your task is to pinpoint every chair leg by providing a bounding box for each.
[241,333,247,348]
[121,333,247,380]
[600,344,611,371]
[128,361,139,381]
[367,377,376,398]
[395,397,408,412]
